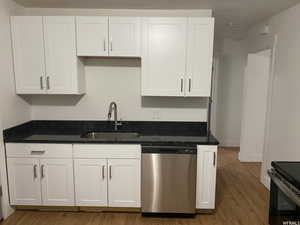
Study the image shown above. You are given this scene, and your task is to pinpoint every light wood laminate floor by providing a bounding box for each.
[1,148,269,225]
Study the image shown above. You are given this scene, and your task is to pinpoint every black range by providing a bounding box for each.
[268,161,300,225]
[3,120,219,146]
[271,161,300,190]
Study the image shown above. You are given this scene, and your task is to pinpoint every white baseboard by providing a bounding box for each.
[261,174,270,190]
[219,141,240,147]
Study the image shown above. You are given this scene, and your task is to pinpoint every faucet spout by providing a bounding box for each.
[107,102,122,131]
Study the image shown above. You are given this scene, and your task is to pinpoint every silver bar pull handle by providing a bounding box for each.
[31,150,45,155]
[46,76,50,90]
[213,152,216,167]
[104,39,106,51]
[109,165,112,179]
[110,39,113,51]
[189,78,191,92]
[41,165,45,179]
[102,165,105,180]
[33,165,37,179]
[40,76,44,90]
[181,78,183,93]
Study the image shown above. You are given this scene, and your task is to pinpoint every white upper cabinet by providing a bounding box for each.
[76,16,109,56]
[43,16,84,94]
[76,16,141,57]
[11,16,85,95]
[141,17,214,97]
[11,16,214,97]
[109,17,141,57]
[11,16,46,94]
[186,18,214,97]
[141,17,187,97]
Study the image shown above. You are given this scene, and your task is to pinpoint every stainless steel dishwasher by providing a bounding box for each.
[141,146,197,215]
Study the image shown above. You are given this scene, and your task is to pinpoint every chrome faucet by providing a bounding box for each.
[107,102,122,131]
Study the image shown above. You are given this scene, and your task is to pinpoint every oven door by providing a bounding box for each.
[269,169,300,225]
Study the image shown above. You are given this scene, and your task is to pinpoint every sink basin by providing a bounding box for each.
[81,132,140,139]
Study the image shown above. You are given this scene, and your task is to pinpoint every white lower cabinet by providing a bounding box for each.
[73,144,141,208]
[6,143,216,210]
[40,159,74,206]
[74,159,108,206]
[196,145,217,209]
[7,158,42,205]
[108,159,140,207]
[6,144,74,206]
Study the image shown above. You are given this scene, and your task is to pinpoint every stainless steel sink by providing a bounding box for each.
[81,132,140,139]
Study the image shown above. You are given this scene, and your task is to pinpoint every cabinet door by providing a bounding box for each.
[109,17,141,57]
[11,16,46,94]
[40,159,74,206]
[186,18,214,97]
[74,159,108,206]
[196,145,217,209]
[108,159,140,207]
[7,158,42,205]
[76,16,109,56]
[43,16,78,94]
[141,18,187,96]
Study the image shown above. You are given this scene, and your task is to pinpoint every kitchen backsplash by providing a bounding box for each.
[23,58,208,122]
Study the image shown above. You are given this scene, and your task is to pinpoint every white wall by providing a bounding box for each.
[0,0,30,129]
[240,2,300,186]
[28,58,208,121]
[214,38,246,146]
[0,0,29,218]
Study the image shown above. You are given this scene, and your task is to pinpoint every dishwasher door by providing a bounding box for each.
[142,147,197,214]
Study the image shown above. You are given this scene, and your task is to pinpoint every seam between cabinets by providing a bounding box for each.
[42,17,47,94]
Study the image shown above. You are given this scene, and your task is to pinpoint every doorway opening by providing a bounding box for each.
[239,49,272,163]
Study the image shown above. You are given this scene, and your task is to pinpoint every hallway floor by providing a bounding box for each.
[1,148,269,225]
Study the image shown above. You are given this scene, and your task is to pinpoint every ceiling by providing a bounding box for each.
[13,0,300,39]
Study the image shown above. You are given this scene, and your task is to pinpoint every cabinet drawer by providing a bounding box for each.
[6,143,73,158]
[73,144,141,159]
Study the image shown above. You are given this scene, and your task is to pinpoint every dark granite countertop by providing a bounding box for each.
[3,120,219,146]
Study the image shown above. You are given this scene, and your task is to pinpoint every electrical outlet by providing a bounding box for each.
[152,110,161,120]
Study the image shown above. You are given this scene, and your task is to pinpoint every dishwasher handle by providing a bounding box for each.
[142,146,197,154]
